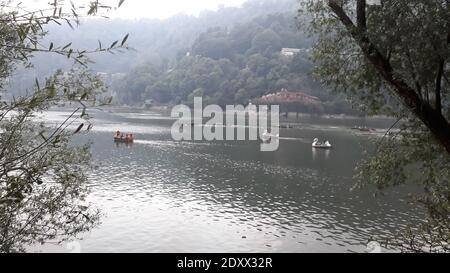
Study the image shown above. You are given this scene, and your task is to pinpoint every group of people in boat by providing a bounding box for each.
[114,130,134,143]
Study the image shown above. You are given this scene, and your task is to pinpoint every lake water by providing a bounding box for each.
[32,108,421,253]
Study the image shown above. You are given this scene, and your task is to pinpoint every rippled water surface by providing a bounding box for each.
[33,109,420,253]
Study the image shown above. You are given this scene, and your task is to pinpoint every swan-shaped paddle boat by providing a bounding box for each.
[312,138,332,149]
[262,130,279,142]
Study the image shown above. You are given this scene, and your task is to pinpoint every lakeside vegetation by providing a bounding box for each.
[7,0,359,115]
[0,0,449,253]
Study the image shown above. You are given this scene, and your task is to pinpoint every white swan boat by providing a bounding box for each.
[312,138,332,149]
[262,130,279,142]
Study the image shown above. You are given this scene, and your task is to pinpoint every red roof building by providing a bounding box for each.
[256,89,321,104]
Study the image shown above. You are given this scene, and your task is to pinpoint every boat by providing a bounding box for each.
[351,126,376,132]
[114,137,134,143]
[262,130,279,142]
[359,127,375,132]
[114,131,135,144]
[312,138,332,149]
[280,124,294,129]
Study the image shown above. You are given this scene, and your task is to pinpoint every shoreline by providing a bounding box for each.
[75,104,395,121]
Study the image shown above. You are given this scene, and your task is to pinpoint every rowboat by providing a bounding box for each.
[351,126,376,132]
[114,137,134,143]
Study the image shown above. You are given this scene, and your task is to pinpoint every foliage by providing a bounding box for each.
[4,0,299,93]
[0,0,128,252]
[113,10,357,114]
[301,0,450,252]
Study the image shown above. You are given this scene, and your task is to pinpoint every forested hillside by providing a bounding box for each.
[115,12,317,105]
[6,0,356,114]
[112,3,355,114]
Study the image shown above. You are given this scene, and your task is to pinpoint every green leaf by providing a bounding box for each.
[110,40,118,48]
[47,83,57,98]
[80,92,88,100]
[121,34,129,46]
[62,42,72,50]
[74,123,84,134]
[35,78,40,91]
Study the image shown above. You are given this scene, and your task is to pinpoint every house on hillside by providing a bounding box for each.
[367,0,381,5]
[281,48,301,57]
[256,89,321,105]
[111,73,126,82]
[144,99,154,109]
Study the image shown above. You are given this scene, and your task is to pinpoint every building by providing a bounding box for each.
[281,48,301,57]
[257,89,321,105]
[144,99,154,109]
[111,73,126,82]
[367,0,381,5]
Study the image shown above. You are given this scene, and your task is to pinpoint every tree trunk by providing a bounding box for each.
[435,60,444,113]
[328,1,450,155]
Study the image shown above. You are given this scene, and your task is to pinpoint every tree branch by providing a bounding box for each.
[357,0,367,30]
[435,60,444,113]
[327,0,450,155]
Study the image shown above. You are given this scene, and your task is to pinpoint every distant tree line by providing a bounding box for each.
[113,12,358,115]
[6,0,359,115]
[6,0,301,96]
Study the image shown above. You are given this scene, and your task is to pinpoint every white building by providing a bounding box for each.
[367,0,381,5]
[281,48,302,57]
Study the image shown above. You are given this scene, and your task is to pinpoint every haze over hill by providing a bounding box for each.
[7,0,357,114]
[2,0,447,254]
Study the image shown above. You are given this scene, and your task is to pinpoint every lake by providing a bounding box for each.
[32,108,420,253]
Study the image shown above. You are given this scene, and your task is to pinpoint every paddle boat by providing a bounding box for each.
[351,126,376,132]
[312,138,332,149]
[114,137,134,144]
[114,131,134,144]
[280,124,294,129]
[262,130,279,143]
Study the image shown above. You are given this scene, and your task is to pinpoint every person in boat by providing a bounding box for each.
[122,133,133,142]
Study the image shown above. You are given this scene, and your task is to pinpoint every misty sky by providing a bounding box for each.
[26,0,248,19]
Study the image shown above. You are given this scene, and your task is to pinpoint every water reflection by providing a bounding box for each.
[115,142,134,148]
[31,109,422,253]
[312,148,331,161]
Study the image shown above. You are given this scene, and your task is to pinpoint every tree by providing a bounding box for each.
[251,29,282,53]
[0,0,128,252]
[192,28,232,60]
[114,9,354,114]
[301,0,450,252]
